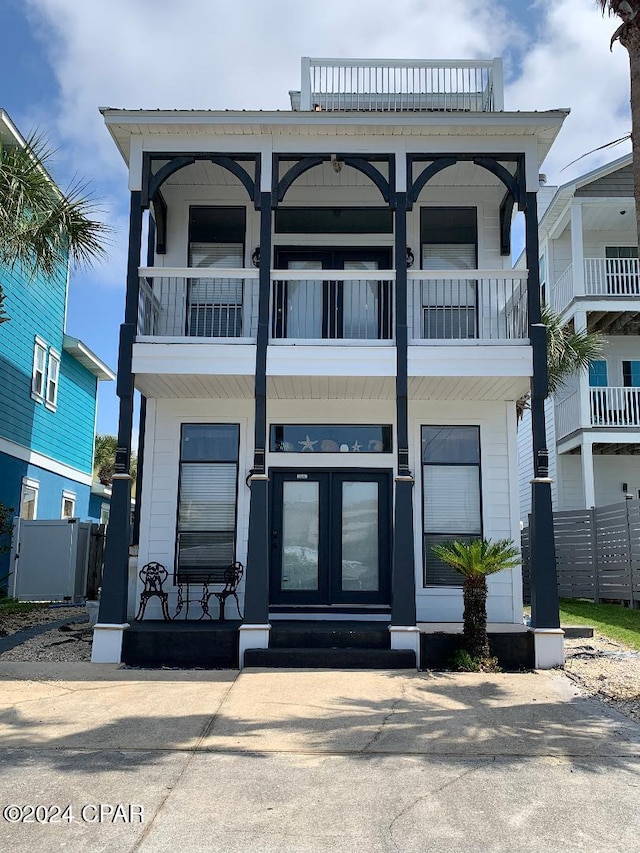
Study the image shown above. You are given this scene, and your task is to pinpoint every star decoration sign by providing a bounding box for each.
[299,435,318,452]
[350,441,362,452]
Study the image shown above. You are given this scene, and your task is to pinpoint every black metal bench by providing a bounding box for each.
[173,562,244,621]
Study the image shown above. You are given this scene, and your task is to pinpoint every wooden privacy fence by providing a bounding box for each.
[522,499,640,607]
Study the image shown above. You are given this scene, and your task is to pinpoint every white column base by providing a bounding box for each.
[533,628,565,669]
[389,625,421,668]
[91,623,129,663]
[239,624,271,669]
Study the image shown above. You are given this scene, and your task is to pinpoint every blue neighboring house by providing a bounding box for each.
[0,109,114,583]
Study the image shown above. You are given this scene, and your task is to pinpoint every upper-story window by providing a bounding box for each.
[623,361,640,387]
[588,360,608,388]
[32,337,47,401]
[420,207,477,339]
[187,207,246,337]
[46,349,60,410]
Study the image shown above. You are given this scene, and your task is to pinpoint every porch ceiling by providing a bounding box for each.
[409,375,529,401]
[134,373,254,398]
[267,376,396,400]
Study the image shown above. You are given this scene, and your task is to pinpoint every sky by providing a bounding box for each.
[0,0,633,441]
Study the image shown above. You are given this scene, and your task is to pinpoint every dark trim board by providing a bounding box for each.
[420,631,535,671]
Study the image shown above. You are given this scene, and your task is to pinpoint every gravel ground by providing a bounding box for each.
[0,606,92,662]
[1,610,639,726]
[563,633,640,725]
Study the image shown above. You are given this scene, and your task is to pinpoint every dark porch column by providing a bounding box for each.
[98,191,143,624]
[243,190,272,624]
[525,190,560,629]
[392,190,417,626]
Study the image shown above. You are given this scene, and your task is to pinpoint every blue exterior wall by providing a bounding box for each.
[0,450,93,583]
[88,492,109,522]
[0,259,98,475]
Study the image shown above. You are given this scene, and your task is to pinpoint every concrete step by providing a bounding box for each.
[269,620,390,650]
[244,647,415,669]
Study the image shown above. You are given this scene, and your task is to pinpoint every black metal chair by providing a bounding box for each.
[135,562,171,621]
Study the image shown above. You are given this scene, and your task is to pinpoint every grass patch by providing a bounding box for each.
[0,599,47,616]
[559,599,640,651]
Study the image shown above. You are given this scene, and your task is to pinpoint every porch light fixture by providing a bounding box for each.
[406,247,415,268]
[251,247,260,267]
[331,154,342,173]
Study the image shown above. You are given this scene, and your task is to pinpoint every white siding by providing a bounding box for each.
[556,454,584,510]
[517,397,558,519]
[594,456,640,505]
[412,400,522,625]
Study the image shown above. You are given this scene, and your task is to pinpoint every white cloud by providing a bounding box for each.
[26,0,522,177]
[507,0,631,185]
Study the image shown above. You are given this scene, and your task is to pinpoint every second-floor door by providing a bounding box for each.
[272,248,392,340]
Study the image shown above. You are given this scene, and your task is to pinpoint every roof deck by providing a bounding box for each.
[290,58,504,113]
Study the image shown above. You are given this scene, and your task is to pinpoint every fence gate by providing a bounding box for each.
[10,519,103,602]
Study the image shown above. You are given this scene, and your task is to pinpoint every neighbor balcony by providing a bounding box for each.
[555,386,640,441]
[550,258,640,314]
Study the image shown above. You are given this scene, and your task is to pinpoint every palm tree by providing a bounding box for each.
[0,128,109,321]
[431,539,521,660]
[517,303,604,418]
[597,2,640,245]
[94,434,137,487]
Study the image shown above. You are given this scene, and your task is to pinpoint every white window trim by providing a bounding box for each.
[20,477,40,520]
[31,336,47,403]
[45,348,61,411]
[61,489,76,519]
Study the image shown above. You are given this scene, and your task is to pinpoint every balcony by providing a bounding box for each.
[550,258,640,314]
[291,58,504,112]
[134,266,531,400]
[555,387,640,440]
[137,267,527,345]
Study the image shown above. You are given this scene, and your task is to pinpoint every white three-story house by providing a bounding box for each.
[92,58,567,669]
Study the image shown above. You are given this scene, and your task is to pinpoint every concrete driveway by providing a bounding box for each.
[0,663,638,853]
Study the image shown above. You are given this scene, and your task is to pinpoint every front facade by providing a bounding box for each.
[519,155,640,515]
[94,58,566,668]
[0,110,114,585]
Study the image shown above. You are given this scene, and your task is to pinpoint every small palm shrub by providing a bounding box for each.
[431,539,520,665]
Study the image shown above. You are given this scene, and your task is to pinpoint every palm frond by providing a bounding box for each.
[542,304,605,395]
[431,538,520,579]
[0,133,110,279]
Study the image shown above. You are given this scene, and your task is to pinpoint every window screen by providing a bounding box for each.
[422,426,481,586]
[177,424,240,579]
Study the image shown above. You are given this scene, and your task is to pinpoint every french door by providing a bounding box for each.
[272,248,392,339]
[270,470,392,606]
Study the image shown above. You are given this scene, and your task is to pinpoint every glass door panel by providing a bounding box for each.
[281,481,320,591]
[286,260,323,338]
[341,481,379,591]
[343,260,379,340]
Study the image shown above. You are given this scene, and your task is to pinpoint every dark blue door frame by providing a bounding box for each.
[269,469,392,607]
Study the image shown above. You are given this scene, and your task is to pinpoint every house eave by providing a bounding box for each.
[63,334,115,381]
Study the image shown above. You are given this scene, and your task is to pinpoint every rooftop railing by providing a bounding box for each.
[291,57,504,112]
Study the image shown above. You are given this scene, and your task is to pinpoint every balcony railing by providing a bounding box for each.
[555,387,640,440]
[137,267,529,344]
[555,391,580,440]
[550,258,640,313]
[590,387,640,428]
[293,58,503,112]
[407,270,528,342]
[137,268,259,339]
[270,270,394,342]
